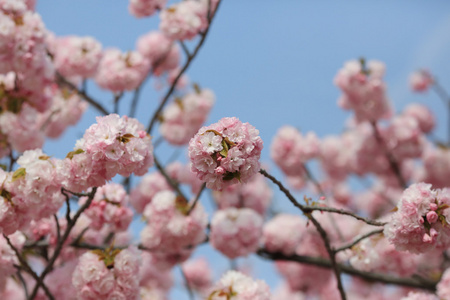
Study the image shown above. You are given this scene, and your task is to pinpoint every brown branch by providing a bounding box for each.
[154,154,188,201]
[53,214,61,244]
[28,187,98,300]
[187,182,207,215]
[55,72,109,116]
[180,265,195,300]
[257,248,437,291]
[259,169,347,300]
[334,229,384,253]
[302,163,345,241]
[146,0,223,134]
[4,234,54,300]
[370,122,407,189]
[302,205,386,227]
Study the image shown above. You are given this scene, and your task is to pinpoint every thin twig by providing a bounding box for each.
[180,265,195,300]
[302,205,386,227]
[16,270,29,299]
[53,214,61,244]
[187,183,207,214]
[257,249,437,291]
[334,229,384,253]
[302,163,345,241]
[4,234,55,300]
[154,155,188,201]
[28,187,98,299]
[55,72,109,116]
[259,169,347,300]
[371,122,407,189]
[113,92,123,114]
[8,150,16,172]
[146,0,223,134]
[179,41,190,57]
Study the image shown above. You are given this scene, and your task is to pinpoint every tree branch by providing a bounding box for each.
[257,248,437,291]
[28,187,98,299]
[371,121,407,189]
[259,169,347,299]
[334,229,384,253]
[187,182,207,215]
[55,72,109,116]
[4,234,54,300]
[146,0,223,134]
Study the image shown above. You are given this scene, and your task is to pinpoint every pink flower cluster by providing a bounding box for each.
[188,117,263,191]
[53,35,103,79]
[335,59,392,123]
[409,70,433,92]
[380,115,425,161]
[138,251,173,299]
[417,144,450,189]
[0,103,45,153]
[208,270,271,300]
[59,114,154,192]
[130,171,171,213]
[269,213,332,293]
[272,284,306,300]
[140,190,208,253]
[72,247,141,299]
[0,149,66,235]
[437,267,450,299]
[0,4,54,113]
[384,182,450,253]
[159,0,209,40]
[213,173,272,215]
[262,214,304,256]
[95,49,150,92]
[81,183,133,232]
[136,31,180,76]
[182,258,213,294]
[347,232,419,276]
[401,292,438,300]
[160,87,215,145]
[129,0,166,18]
[38,86,88,139]
[210,208,263,259]
[271,126,319,179]
[402,103,435,134]
[319,122,389,180]
[130,161,202,213]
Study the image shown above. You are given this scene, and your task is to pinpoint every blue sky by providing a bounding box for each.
[36,1,450,298]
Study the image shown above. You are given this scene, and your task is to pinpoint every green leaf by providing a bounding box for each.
[66,149,84,159]
[193,83,201,94]
[219,140,229,157]
[223,171,240,182]
[0,164,6,171]
[6,97,25,114]
[11,168,26,182]
[175,196,189,215]
[117,133,135,143]
[1,189,12,203]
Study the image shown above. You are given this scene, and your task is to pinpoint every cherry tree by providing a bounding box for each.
[0,1,449,300]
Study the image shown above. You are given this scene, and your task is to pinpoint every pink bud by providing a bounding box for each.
[426,211,438,224]
[138,130,146,138]
[430,228,438,238]
[423,233,433,243]
[215,166,225,175]
[430,203,438,211]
